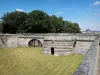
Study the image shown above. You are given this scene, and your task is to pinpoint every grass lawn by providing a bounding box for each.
[0,47,83,75]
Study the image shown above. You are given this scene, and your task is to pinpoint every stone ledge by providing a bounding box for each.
[73,37,99,75]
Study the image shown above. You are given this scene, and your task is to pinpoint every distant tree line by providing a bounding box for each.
[0,10,81,33]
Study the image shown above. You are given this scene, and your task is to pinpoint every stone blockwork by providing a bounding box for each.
[73,37,100,75]
[0,33,100,75]
[0,34,18,48]
[43,40,74,55]
[0,33,97,55]
[43,34,96,55]
[74,41,93,54]
[0,34,43,48]
[0,33,97,48]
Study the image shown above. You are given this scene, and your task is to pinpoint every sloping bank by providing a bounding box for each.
[73,36,99,75]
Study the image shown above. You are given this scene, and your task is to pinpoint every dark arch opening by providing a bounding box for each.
[28,39,42,47]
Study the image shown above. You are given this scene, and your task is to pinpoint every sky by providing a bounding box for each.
[0,0,100,31]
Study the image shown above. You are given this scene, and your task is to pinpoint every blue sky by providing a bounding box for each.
[0,0,100,31]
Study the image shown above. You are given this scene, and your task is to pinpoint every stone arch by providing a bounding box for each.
[28,39,42,47]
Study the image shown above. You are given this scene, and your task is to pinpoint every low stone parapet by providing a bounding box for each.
[73,37,99,75]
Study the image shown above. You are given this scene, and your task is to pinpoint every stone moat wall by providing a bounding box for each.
[0,33,100,75]
[0,33,97,48]
[73,37,100,75]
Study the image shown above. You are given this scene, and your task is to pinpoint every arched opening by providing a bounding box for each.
[28,39,42,47]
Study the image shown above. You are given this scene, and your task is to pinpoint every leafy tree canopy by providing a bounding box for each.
[0,10,81,33]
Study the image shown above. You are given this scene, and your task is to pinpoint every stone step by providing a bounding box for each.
[44,41,73,43]
[43,47,73,50]
[43,47,73,49]
[43,48,72,51]
[43,43,73,45]
[44,45,73,47]
[54,46,73,49]
[43,43,73,46]
[43,44,73,47]
[43,42,73,45]
[44,40,73,42]
[54,49,73,51]
[43,46,73,48]
[53,41,73,43]
[43,42,52,43]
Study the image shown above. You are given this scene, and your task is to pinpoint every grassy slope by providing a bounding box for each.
[0,47,83,75]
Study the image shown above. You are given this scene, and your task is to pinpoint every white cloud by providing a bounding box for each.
[94,13,100,16]
[16,9,23,12]
[55,12,63,15]
[90,1,100,6]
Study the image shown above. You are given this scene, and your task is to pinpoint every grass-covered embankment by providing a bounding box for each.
[0,47,83,75]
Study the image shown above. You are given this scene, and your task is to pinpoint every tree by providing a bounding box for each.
[86,28,91,31]
[48,15,65,33]
[1,11,27,33]
[0,10,81,33]
[18,10,50,33]
[72,23,81,33]
[0,21,2,33]
[63,21,81,33]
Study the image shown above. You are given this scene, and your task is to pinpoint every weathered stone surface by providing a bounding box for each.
[73,37,99,75]
[0,33,99,74]
[74,41,92,54]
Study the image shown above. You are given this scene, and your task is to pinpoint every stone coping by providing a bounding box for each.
[73,37,99,75]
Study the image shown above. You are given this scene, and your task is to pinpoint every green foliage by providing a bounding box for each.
[0,21,2,33]
[49,15,65,33]
[1,10,81,33]
[18,10,50,33]
[1,11,27,33]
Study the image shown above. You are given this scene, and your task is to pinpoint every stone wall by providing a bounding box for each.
[0,33,97,48]
[44,34,96,41]
[73,37,99,75]
[0,34,43,48]
[0,33,99,74]
[43,34,96,55]
[0,34,17,48]
[74,41,93,54]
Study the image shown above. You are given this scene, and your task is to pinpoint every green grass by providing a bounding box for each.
[0,47,83,75]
